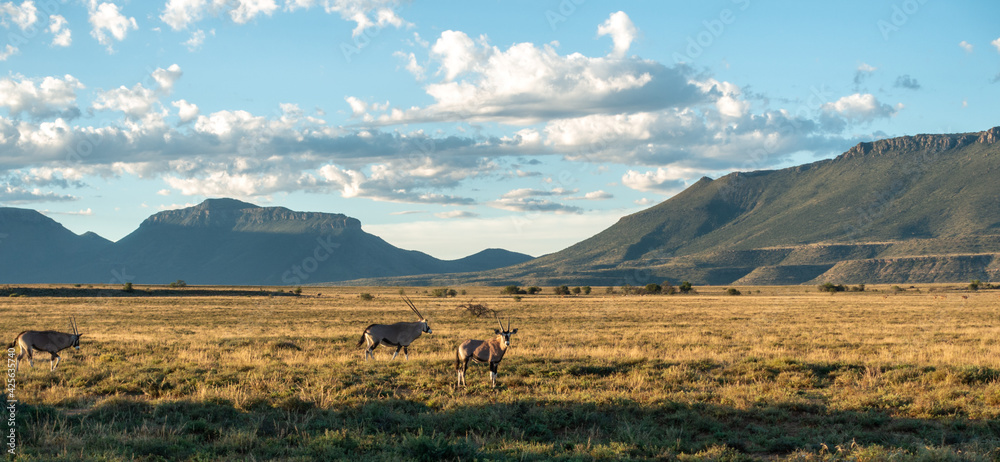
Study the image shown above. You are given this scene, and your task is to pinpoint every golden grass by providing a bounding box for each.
[2,283,999,460]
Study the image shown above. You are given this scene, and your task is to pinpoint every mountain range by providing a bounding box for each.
[2,126,999,286]
[0,198,532,285]
[340,126,1000,286]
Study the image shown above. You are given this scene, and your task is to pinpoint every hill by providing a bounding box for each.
[0,200,533,284]
[339,126,1000,286]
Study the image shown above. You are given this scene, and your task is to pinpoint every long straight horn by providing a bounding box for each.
[402,295,423,319]
[493,311,505,331]
[71,316,78,335]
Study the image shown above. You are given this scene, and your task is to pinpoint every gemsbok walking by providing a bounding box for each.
[9,317,83,372]
[456,313,518,388]
[356,296,432,360]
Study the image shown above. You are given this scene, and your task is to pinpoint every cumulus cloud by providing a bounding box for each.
[91,65,183,119]
[163,0,408,37]
[597,11,637,58]
[88,1,138,51]
[0,0,37,30]
[992,37,1000,53]
[0,184,77,204]
[184,29,207,51]
[821,93,897,125]
[0,74,84,119]
[48,14,71,47]
[171,99,199,123]
[356,29,704,125]
[0,44,15,61]
[622,167,700,194]
[959,40,973,53]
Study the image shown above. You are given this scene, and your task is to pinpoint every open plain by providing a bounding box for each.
[2,284,999,461]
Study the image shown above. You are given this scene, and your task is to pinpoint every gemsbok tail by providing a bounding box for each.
[8,331,26,350]
[356,324,375,348]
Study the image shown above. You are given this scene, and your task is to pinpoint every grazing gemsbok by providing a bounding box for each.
[356,296,432,360]
[9,317,82,372]
[456,313,518,388]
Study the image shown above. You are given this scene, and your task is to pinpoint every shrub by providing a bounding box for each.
[501,285,526,295]
[850,284,866,292]
[817,282,846,293]
[662,281,674,294]
[582,286,592,295]
[169,279,187,288]
[432,288,457,297]
[553,285,571,295]
[679,281,693,294]
[620,284,634,295]
[294,286,303,295]
[645,283,662,294]
[969,280,981,291]
[457,301,491,317]
[123,282,134,293]
[605,286,615,294]
[725,288,741,296]
[891,285,905,293]
[359,293,374,301]
[526,286,542,295]
[572,286,582,295]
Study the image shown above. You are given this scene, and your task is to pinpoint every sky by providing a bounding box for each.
[1,0,998,259]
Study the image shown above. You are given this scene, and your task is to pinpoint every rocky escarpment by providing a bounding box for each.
[141,198,361,233]
[841,126,999,159]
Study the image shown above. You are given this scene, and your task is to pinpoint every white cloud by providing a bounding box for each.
[373,29,703,126]
[92,85,157,118]
[959,40,973,53]
[152,64,183,92]
[622,167,700,194]
[184,28,207,51]
[435,210,478,219]
[0,74,84,118]
[597,11,637,58]
[88,1,138,51]
[229,0,278,24]
[821,93,897,123]
[394,51,425,80]
[171,99,199,123]
[163,0,408,37]
[0,185,77,204]
[48,14,71,47]
[0,0,37,30]
[160,0,207,30]
[490,197,583,214]
[0,44,16,61]
[992,37,1000,53]
[857,63,877,73]
[430,30,480,81]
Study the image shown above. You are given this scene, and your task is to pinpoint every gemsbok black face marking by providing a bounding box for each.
[355,295,432,361]
[456,312,518,388]
[9,317,82,372]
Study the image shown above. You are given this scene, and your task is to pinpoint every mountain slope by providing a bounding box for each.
[0,200,534,284]
[345,126,1000,286]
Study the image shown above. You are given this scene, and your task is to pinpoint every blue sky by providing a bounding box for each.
[1,0,998,259]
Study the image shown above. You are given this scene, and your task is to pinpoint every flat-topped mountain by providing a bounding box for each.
[0,201,533,284]
[341,126,1000,286]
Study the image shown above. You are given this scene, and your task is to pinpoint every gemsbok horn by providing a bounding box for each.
[8,317,83,372]
[456,312,518,388]
[355,295,432,360]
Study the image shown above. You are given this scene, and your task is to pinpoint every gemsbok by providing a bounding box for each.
[9,317,82,372]
[356,296,432,360]
[456,313,518,388]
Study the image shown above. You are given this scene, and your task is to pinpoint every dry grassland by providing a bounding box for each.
[1,284,999,460]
